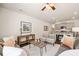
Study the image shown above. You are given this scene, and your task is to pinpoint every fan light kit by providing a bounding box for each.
[41,3,56,11]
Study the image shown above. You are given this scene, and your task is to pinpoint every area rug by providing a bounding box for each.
[21,44,60,56]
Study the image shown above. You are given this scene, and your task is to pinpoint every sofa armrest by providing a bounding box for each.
[55,44,71,56]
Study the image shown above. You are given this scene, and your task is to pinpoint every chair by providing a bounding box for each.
[55,35,76,56]
[40,34,56,46]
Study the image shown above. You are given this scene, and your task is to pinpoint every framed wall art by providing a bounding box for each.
[44,26,48,31]
[20,21,32,34]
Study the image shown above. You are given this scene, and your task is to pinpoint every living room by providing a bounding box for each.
[1,3,79,56]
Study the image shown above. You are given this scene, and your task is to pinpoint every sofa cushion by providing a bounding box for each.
[48,34,55,39]
[46,38,55,43]
[42,33,49,38]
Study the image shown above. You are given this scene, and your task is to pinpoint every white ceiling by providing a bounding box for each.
[0,3,79,23]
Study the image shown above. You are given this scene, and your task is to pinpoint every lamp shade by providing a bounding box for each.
[72,27,79,32]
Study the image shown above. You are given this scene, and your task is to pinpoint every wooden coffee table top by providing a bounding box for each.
[30,40,46,48]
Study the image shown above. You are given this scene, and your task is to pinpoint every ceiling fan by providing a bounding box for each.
[41,3,56,11]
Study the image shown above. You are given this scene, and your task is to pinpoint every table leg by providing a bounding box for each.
[53,43,55,46]
[40,48,43,56]
[45,46,47,53]
[29,44,31,49]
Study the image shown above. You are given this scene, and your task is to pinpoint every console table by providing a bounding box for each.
[17,34,35,47]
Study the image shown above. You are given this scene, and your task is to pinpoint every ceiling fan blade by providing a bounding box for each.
[46,3,49,5]
[41,6,46,11]
[51,6,56,10]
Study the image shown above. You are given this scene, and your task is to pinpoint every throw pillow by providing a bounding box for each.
[61,36,75,49]
[3,36,15,47]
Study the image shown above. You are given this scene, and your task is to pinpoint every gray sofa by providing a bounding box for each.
[55,44,70,56]
[55,39,79,56]
[40,34,56,45]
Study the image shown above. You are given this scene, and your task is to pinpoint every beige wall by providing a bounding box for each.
[0,7,52,39]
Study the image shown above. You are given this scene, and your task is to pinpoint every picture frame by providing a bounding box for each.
[20,21,32,34]
[44,26,48,31]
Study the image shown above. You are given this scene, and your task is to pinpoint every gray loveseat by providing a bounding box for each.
[55,39,79,56]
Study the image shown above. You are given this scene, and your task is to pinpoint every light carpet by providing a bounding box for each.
[22,44,60,56]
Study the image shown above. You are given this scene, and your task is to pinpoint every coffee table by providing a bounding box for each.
[30,40,47,56]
